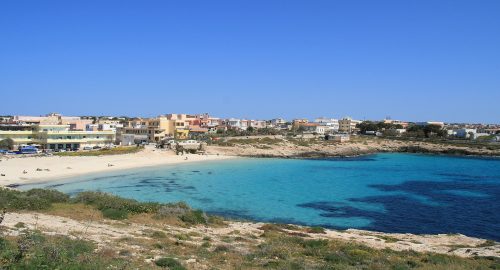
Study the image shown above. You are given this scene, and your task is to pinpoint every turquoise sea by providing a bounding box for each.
[22,153,500,240]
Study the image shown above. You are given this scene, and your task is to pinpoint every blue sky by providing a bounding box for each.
[0,1,499,123]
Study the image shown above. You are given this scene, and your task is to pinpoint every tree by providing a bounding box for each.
[297,126,306,133]
[0,138,14,150]
[246,126,254,133]
[357,121,379,133]
[423,124,444,138]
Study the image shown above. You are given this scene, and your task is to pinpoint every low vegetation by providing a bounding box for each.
[54,146,143,156]
[1,188,499,269]
[0,231,132,269]
[0,188,212,226]
[154,257,186,269]
[251,231,499,269]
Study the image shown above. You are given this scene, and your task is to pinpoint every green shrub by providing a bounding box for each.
[73,191,160,216]
[307,226,326,234]
[180,210,207,225]
[151,231,167,239]
[14,222,25,228]
[0,188,68,210]
[476,240,496,247]
[154,257,186,269]
[422,253,453,265]
[101,208,128,220]
[155,202,191,218]
[0,231,127,269]
[324,252,351,264]
[301,239,329,249]
[72,191,211,223]
[25,188,69,203]
[214,245,230,253]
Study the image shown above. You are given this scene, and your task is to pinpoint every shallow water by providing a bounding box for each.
[22,153,500,240]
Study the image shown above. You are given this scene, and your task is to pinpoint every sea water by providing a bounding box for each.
[22,153,500,240]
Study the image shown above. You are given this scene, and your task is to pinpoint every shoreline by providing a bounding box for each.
[0,146,236,187]
[2,141,499,187]
[206,138,500,159]
[236,149,500,159]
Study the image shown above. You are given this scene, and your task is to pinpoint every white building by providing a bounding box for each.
[250,120,267,129]
[98,123,123,132]
[416,121,445,127]
[455,128,476,139]
[314,117,339,132]
[270,118,286,126]
[326,134,350,142]
[227,118,242,129]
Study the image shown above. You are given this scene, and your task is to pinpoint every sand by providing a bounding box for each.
[0,145,235,187]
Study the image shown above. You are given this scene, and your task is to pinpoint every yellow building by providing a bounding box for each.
[338,117,362,133]
[120,116,190,143]
[0,124,115,150]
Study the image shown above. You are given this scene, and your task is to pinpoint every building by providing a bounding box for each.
[270,118,286,126]
[120,114,191,144]
[314,117,339,132]
[416,121,445,127]
[250,120,267,129]
[14,113,92,130]
[326,134,350,142]
[455,128,476,139]
[338,117,362,133]
[0,116,12,123]
[292,119,309,129]
[226,118,242,130]
[383,119,409,128]
[0,124,115,150]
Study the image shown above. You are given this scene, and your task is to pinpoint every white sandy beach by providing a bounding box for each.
[0,146,234,187]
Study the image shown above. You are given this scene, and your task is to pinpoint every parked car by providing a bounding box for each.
[19,145,40,154]
[93,146,102,150]
[83,146,92,150]
[0,149,8,154]
[178,140,198,145]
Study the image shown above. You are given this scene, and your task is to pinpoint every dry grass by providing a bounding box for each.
[42,203,103,221]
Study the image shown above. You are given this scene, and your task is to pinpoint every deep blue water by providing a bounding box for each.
[22,153,500,240]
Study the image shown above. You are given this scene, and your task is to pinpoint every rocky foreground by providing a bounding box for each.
[2,209,499,269]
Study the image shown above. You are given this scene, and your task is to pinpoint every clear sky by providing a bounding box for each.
[0,1,499,123]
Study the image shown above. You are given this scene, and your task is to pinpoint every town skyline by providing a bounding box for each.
[1,112,499,125]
